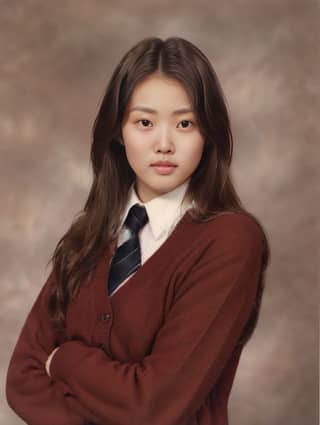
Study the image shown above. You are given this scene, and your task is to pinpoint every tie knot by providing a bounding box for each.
[124,203,149,236]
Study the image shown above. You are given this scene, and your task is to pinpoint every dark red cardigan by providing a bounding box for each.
[6,212,264,425]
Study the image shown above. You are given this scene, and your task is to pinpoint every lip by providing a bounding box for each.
[151,163,177,175]
[151,161,177,166]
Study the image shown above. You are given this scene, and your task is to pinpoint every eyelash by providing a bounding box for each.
[135,119,194,129]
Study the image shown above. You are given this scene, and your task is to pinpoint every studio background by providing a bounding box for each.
[1,1,318,424]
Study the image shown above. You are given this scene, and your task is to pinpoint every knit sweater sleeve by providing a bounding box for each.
[5,271,98,425]
[50,214,264,425]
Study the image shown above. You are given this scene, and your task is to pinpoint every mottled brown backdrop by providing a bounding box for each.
[1,1,318,424]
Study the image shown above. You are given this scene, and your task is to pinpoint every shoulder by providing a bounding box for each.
[197,211,264,254]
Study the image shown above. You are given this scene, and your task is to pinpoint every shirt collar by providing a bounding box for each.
[119,179,193,240]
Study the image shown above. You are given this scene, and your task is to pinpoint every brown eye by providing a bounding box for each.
[179,120,193,129]
[137,119,152,127]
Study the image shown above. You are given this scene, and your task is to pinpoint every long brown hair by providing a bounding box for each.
[47,36,270,347]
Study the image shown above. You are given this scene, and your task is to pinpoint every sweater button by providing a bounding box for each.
[101,313,111,321]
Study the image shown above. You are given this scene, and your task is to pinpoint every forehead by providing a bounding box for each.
[127,75,193,112]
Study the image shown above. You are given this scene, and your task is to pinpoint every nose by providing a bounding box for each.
[154,127,175,153]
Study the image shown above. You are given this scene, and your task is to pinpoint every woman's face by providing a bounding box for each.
[121,73,205,203]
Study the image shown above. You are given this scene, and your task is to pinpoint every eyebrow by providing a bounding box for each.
[129,106,194,115]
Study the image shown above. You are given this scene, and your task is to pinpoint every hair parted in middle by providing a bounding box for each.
[47,36,270,348]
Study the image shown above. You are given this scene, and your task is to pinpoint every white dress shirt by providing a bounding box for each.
[109,178,194,297]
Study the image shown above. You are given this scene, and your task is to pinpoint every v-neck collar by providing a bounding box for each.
[92,208,194,313]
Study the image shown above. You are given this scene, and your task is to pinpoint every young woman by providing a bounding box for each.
[6,36,270,425]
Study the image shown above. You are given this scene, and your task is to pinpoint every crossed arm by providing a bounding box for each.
[7,216,263,425]
[49,217,263,425]
[5,272,101,425]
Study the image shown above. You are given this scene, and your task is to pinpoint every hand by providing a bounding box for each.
[45,346,60,377]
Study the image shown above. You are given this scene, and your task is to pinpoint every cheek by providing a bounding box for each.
[125,140,144,159]
[123,139,148,172]
[185,139,205,164]
[122,127,142,158]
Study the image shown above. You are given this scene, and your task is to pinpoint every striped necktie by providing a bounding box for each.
[108,203,149,296]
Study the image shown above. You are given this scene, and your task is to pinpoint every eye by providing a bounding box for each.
[135,119,194,129]
[136,119,152,128]
[178,120,194,129]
